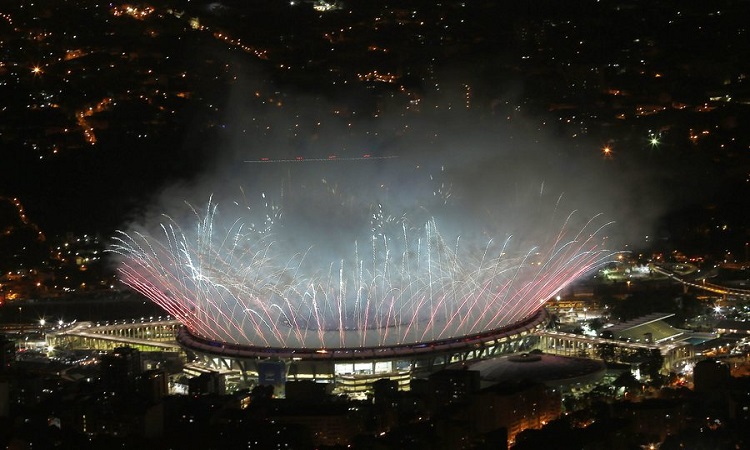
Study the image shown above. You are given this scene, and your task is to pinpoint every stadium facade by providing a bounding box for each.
[178,308,549,393]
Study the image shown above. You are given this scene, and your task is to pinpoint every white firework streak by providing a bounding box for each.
[110,202,617,348]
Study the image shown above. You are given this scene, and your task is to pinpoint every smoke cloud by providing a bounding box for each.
[118,57,665,268]
[107,58,672,347]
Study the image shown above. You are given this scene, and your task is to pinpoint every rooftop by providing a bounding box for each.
[605,313,686,344]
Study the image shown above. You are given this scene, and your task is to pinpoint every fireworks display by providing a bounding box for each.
[111,164,616,349]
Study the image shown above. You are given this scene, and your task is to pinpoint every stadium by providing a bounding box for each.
[176,308,548,392]
[110,164,615,393]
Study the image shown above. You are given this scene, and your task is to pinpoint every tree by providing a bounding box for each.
[639,349,665,381]
[596,342,617,362]
[588,317,605,331]
[613,371,641,391]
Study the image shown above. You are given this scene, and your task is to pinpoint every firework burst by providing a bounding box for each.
[110,190,616,349]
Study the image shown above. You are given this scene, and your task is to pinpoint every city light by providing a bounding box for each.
[1,0,749,446]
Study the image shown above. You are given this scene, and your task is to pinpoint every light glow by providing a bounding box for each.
[111,195,615,349]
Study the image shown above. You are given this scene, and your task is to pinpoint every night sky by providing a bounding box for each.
[1,0,749,257]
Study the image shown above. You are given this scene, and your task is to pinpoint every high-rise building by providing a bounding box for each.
[100,346,142,395]
[0,335,15,372]
[139,369,168,403]
[693,359,730,392]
